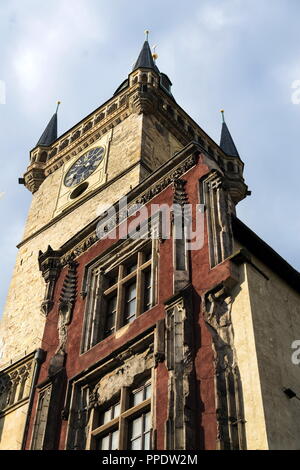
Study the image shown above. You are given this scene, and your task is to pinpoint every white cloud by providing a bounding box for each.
[11,0,107,108]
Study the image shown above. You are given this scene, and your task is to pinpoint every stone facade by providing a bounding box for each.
[231,241,300,450]
[1,39,299,452]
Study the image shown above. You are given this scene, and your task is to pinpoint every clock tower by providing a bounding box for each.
[0,39,187,366]
[1,38,247,367]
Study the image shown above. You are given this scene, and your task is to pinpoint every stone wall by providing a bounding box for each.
[231,240,300,449]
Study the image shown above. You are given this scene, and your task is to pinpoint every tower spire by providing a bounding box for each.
[132,31,159,72]
[36,101,60,147]
[219,110,240,158]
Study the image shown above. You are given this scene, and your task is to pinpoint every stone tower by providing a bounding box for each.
[2,38,299,452]
[0,39,247,367]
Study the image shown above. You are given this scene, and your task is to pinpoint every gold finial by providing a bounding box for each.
[144,29,150,41]
[221,109,225,123]
[152,44,158,61]
[56,100,61,113]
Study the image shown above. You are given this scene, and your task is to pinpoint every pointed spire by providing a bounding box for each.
[132,31,159,72]
[36,101,60,147]
[220,110,240,158]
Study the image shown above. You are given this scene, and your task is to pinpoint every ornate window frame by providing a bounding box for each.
[81,217,160,353]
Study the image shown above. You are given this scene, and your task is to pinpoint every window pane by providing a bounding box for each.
[127,299,136,315]
[107,295,117,311]
[130,437,142,450]
[132,389,144,407]
[131,416,142,438]
[143,248,152,262]
[113,403,120,419]
[106,270,118,287]
[124,256,138,276]
[144,412,151,431]
[127,283,136,300]
[100,401,120,425]
[104,295,117,337]
[102,409,112,425]
[111,429,119,450]
[100,434,110,450]
[143,269,152,312]
[144,431,151,450]
[145,383,151,400]
[124,282,137,323]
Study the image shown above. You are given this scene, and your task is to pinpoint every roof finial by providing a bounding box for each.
[144,29,150,41]
[152,44,158,61]
[221,109,225,123]
[56,100,61,114]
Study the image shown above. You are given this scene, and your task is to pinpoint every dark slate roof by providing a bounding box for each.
[132,40,160,73]
[232,216,300,294]
[220,121,240,158]
[37,112,57,147]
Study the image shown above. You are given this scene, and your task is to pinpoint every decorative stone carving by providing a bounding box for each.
[48,261,77,377]
[204,283,246,450]
[173,178,188,206]
[0,357,34,413]
[24,165,46,193]
[39,246,61,316]
[89,347,154,409]
[130,90,157,115]
[164,289,196,450]
[172,179,190,292]
[57,261,78,353]
[203,171,234,267]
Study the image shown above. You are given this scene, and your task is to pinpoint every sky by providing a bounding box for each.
[0,0,300,316]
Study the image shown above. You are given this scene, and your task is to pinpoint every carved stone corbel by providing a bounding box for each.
[39,246,61,316]
[129,90,157,115]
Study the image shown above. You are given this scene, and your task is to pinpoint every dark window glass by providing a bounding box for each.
[128,412,151,450]
[124,282,137,324]
[104,295,117,337]
[143,269,152,312]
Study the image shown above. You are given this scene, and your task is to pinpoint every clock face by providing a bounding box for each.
[64,146,105,187]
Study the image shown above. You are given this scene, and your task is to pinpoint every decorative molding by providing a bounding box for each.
[48,261,78,377]
[203,171,234,268]
[172,179,190,292]
[57,261,78,353]
[39,246,61,316]
[129,90,158,115]
[24,165,46,193]
[164,288,196,450]
[204,283,246,450]
[173,178,188,206]
[0,354,34,415]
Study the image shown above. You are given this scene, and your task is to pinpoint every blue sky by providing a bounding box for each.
[1,0,300,315]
